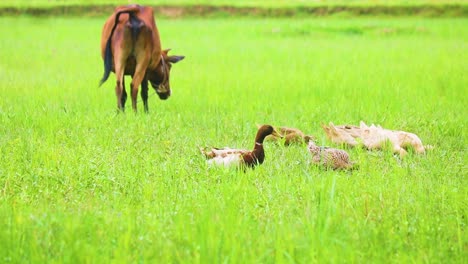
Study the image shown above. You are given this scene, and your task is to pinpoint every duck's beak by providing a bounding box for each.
[272,129,283,138]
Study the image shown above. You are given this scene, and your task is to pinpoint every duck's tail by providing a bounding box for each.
[199,147,214,159]
[321,122,340,138]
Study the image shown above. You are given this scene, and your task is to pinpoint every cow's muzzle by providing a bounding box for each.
[156,85,170,100]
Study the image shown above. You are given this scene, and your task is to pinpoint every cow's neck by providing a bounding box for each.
[149,53,163,70]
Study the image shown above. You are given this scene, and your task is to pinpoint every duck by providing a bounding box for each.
[321,121,431,157]
[307,140,356,170]
[200,125,281,168]
[321,122,361,147]
[260,125,315,146]
[359,121,428,157]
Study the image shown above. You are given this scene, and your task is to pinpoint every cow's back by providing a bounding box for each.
[100,5,162,71]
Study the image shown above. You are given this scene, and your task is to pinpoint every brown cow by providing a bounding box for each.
[100,4,184,112]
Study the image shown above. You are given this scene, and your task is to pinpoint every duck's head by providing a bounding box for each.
[256,124,284,140]
[303,135,315,143]
[255,125,282,144]
[307,140,322,153]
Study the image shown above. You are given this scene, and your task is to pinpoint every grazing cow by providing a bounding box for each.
[100,4,184,112]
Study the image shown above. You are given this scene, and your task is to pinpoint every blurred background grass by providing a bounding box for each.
[0,0,466,18]
[1,0,468,7]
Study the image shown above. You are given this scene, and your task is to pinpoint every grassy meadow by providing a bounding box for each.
[0,13,466,263]
[2,0,467,8]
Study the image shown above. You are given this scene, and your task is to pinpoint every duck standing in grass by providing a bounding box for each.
[307,141,356,170]
[200,125,281,168]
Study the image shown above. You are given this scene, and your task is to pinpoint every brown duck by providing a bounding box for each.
[201,125,281,168]
[259,125,315,146]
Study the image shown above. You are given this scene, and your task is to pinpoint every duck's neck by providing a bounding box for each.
[254,129,270,145]
[252,132,267,153]
[252,142,265,164]
[254,142,264,149]
[250,127,271,164]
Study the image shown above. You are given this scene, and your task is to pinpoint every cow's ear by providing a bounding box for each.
[167,55,185,64]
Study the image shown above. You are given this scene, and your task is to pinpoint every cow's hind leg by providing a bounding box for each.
[115,73,125,112]
[113,37,130,112]
[114,62,128,112]
[121,77,128,109]
[141,78,149,113]
[130,24,152,113]
[113,54,126,112]
[130,58,150,112]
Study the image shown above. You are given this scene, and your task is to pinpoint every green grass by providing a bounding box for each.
[0,15,466,263]
[1,1,465,18]
[1,0,467,8]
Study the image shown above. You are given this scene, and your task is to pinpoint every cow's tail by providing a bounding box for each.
[99,9,141,87]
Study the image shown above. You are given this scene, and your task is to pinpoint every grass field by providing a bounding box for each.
[2,0,467,8]
[0,14,466,263]
[1,1,467,19]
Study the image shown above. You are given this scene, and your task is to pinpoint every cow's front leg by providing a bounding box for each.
[141,78,149,113]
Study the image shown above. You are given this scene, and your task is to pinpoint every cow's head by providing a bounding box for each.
[147,49,185,100]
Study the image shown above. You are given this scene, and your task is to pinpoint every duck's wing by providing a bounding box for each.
[340,125,362,138]
[210,147,250,157]
[239,151,261,167]
[207,152,243,167]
